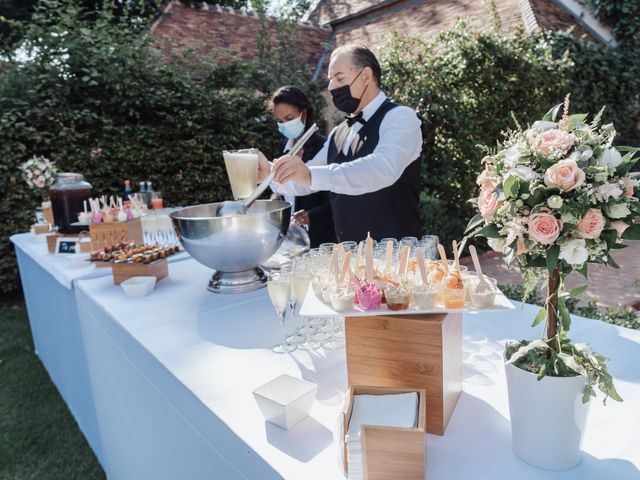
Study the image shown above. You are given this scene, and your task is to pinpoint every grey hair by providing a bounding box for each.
[330,44,382,87]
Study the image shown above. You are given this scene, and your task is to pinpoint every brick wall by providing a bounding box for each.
[529,0,595,40]
[152,3,331,68]
[331,0,524,49]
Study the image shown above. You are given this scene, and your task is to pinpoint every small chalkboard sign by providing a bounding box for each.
[56,237,79,255]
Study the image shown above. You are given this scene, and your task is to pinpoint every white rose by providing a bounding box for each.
[487,237,506,253]
[505,165,539,182]
[547,195,563,209]
[503,145,524,168]
[598,148,623,170]
[559,239,589,266]
[606,202,631,219]
[531,120,557,131]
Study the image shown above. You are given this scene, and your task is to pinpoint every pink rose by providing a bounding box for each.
[544,158,586,192]
[610,220,629,240]
[538,129,574,157]
[478,182,503,220]
[476,169,497,188]
[576,208,605,239]
[528,211,563,245]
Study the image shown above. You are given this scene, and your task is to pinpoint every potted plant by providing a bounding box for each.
[466,95,638,470]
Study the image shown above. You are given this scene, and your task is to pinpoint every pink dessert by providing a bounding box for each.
[91,213,103,223]
[125,208,134,220]
[356,282,382,310]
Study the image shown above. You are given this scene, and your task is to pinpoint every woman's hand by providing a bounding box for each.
[293,209,310,226]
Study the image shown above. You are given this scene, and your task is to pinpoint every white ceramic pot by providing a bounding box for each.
[505,357,591,471]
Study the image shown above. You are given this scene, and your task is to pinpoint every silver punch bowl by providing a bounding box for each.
[170,200,291,293]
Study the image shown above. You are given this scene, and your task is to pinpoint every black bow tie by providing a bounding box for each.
[346,112,366,127]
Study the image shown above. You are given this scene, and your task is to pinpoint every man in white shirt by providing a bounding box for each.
[259,44,423,242]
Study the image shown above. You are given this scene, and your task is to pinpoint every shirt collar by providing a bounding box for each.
[360,91,386,122]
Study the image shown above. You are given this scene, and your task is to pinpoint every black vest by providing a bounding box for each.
[327,100,421,242]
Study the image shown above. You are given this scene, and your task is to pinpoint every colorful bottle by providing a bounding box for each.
[123,179,133,201]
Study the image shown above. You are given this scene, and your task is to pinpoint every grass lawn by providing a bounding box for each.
[0,305,105,479]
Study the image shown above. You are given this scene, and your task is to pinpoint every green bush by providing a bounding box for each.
[2,2,639,298]
[380,24,639,249]
[1,1,317,295]
[499,283,640,330]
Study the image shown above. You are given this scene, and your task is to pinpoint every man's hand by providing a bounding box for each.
[272,155,312,187]
[292,209,310,226]
[256,150,271,183]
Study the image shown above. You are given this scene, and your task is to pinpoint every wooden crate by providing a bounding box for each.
[342,386,426,480]
[345,312,463,435]
[89,218,144,251]
[112,258,168,285]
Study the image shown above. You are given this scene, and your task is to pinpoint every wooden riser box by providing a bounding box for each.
[345,312,463,436]
[112,258,168,285]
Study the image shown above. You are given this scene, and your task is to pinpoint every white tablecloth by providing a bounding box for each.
[73,257,640,479]
[11,233,110,289]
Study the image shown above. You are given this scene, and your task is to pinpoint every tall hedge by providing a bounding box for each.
[380,25,639,249]
[0,2,315,295]
[2,3,638,297]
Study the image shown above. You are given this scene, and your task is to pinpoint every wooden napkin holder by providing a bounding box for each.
[342,385,426,480]
[89,218,144,251]
[31,224,50,235]
[111,258,168,285]
[345,312,462,435]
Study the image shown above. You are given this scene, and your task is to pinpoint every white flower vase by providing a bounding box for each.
[505,360,591,471]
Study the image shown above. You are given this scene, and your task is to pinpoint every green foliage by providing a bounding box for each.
[587,0,640,49]
[499,282,640,330]
[380,25,640,249]
[0,0,311,295]
[505,335,622,404]
[380,27,573,247]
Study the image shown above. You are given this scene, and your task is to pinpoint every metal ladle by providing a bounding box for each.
[217,124,319,217]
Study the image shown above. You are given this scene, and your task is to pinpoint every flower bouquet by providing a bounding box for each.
[19,155,57,192]
[466,95,638,468]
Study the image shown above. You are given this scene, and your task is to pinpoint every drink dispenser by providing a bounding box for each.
[50,173,92,234]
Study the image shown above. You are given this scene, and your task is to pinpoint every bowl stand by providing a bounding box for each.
[207,267,268,294]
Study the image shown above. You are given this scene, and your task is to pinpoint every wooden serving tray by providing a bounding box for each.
[111,258,168,285]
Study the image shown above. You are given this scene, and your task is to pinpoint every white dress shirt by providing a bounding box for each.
[271,91,422,197]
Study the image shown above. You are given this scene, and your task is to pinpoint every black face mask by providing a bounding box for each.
[330,69,368,114]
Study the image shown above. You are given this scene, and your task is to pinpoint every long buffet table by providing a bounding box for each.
[12,232,640,479]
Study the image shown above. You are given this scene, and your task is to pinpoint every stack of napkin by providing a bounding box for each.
[346,392,419,480]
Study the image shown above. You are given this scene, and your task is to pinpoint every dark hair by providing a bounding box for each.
[331,44,382,87]
[269,85,315,129]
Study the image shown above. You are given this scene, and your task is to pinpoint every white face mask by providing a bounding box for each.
[277,115,306,140]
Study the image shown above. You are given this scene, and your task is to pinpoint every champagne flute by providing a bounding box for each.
[268,272,296,354]
[292,263,319,351]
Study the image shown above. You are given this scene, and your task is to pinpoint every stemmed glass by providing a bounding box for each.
[267,272,296,354]
[420,235,440,260]
[292,261,320,351]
